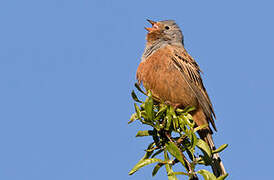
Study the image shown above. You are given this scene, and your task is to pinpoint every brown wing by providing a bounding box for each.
[167,45,217,131]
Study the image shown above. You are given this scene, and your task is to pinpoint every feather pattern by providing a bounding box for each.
[168,45,217,131]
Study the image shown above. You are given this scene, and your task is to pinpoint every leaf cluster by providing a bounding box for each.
[128,83,228,180]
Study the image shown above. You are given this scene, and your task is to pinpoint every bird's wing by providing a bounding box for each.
[167,45,217,131]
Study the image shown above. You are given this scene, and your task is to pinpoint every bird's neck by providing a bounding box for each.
[141,39,183,62]
[141,40,167,62]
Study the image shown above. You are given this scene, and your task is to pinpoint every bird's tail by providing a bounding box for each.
[199,130,227,177]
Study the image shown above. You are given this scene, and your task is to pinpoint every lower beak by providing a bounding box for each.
[145,27,155,32]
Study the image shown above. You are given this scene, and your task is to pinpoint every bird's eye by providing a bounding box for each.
[165,26,170,30]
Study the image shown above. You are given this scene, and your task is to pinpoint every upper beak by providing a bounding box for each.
[147,19,156,25]
[145,19,158,32]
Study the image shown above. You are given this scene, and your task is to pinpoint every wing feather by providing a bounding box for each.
[168,45,217,131]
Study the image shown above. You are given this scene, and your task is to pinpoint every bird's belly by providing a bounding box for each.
[142,61,198,108]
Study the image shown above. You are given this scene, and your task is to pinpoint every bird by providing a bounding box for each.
[136,19,226,177]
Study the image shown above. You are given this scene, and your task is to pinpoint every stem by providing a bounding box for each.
[165,131,199,179]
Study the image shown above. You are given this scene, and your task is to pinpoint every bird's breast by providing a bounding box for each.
[137,47,198,108]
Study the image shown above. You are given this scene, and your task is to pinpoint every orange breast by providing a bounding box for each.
[137,47,198,108]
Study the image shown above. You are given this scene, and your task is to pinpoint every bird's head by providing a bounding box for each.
[145,19,184,45]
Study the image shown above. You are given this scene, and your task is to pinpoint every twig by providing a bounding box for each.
[165,131,199,180]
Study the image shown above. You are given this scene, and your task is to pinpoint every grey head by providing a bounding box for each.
[158,20,184,45]
[142,19,184,61]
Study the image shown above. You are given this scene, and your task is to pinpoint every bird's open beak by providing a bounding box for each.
[145,19,158,32]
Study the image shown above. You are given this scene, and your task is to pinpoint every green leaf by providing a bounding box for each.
[131,90,143,103]
[167,175,179,180]
[134,103,141,119]
[169,107,179,130]
[156,105,167,117]
[135,83,146,95]
[183,106,196,113]
[194,124,209,133]
[216,173,228,180]
[164,149,171,169]
[176,106,196,114]
[143,142,155,159]
[140,103,145,110]
[213,144,228,154]
[129,142,155,175]
[175,108,184,114]
[128,113,137,124]
[178,116,186,131]
[166,142,185,167]
[186,113,194,120]
[180,114,195,129]
[136,130,153,137]
[164,150,179,180]
[197,169,216,180]
[190,132,198,151]
[165,112,172,131]
[139,142,155,161]
[129,158,164,175]
[169,172,188,176]
[172,117,179,131]
[196,139,212,165]
[185,114,195,128]
[144,91,154,121]
[196,157,206,165]
[168,106,176,118]
[196,139,212,158]
[152,163,165,176]
[140,111,147,118]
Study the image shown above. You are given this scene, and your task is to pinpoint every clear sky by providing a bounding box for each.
[0,0,273,179]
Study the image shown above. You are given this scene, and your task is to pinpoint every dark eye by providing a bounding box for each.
[165,26,170,30]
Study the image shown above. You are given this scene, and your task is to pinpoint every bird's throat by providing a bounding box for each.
[141,40,168,62]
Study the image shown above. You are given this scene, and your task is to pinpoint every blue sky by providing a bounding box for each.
[0,0,273,179]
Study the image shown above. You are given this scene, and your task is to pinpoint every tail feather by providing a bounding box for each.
[192,107,226,176]
[199,130,227,177]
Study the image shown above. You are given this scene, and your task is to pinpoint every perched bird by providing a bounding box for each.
[136,19,226,177]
